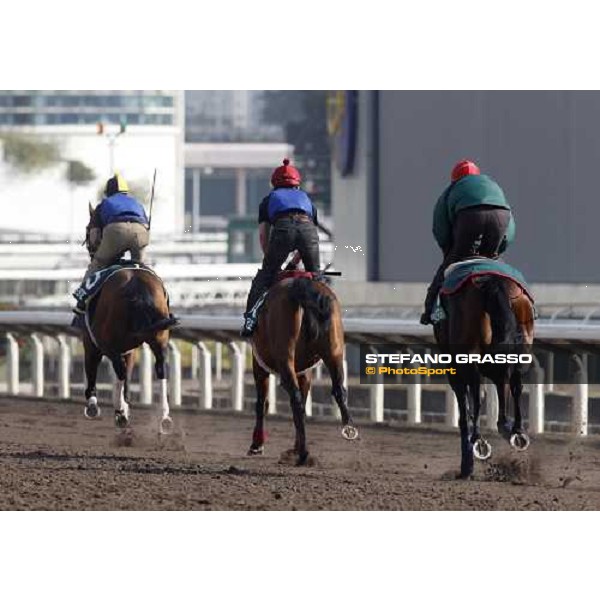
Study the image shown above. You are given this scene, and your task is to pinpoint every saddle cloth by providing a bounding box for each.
[276,270,315,283]
[441,258,533,300]
[431,258,534,325]
[73,261,164,309]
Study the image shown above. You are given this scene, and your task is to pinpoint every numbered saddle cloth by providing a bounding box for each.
[73,260,166,308]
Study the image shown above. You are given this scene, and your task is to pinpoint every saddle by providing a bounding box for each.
[431,258,534,324]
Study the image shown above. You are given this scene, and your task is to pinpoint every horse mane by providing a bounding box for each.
[287,278,332,341]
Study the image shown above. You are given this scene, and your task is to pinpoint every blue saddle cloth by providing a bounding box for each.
[432,259,534,324]
[73,261,160,307]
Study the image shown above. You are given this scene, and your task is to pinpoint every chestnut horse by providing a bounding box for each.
[248,274,358,465]
[434,275,535,479]
[81,210,178,433]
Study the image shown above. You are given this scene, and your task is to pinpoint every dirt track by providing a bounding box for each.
[1,396,600,510]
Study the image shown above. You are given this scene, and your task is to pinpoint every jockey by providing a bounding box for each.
[240,158,320,337]
[420,160,515,325]
[74,173,150,315]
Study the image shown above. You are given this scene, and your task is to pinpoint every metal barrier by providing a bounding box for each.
[0,311,599,435]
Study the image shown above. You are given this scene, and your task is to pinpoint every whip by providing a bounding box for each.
[147,169,157,229]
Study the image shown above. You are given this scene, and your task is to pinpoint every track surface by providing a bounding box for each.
[1,397,600,510]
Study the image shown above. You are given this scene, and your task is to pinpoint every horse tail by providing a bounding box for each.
[481,275,519,350]
[288,278,332,341]
[124,275,178,335]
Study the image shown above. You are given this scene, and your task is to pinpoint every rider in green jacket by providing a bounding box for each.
[420,160,515,325]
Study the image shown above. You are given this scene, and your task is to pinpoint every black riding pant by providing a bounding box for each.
[246,215,320,311]
[425,206,512,312]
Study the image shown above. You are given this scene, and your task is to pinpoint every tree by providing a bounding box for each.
[66,160,95,186]
[0,134,60,173]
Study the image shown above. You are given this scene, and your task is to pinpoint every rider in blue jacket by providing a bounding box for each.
[241,159,320,336]
[74,173,149,315]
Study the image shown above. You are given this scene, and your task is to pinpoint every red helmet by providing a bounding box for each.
[271,158,301,188]
[451,159,481,182]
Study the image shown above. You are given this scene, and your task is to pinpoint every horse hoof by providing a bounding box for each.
[510,432,530,452]
[341,425,359,441]
[159,416,174,435]
[84,402,101,419]
[472,438,492,461]
[114,411,129,429]
[296,452,309,466]
[247,446,264,456]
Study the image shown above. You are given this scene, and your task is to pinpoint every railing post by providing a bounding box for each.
[485,382,498,431]
[229,342,244,411]
[406,350,422,424]
[268,374,277,415]
[407,378,422,424]
[6,333,19,395]
[544,351,554,393]
[305,386,313,417]
[370,383,384,423]
[572,354,588,436]
[190,343,199,380]
[215,342,223,382]
[528,359,545,434]
[56,335,71,398]
[30,334,44,397]
[197,342,213,409]
[445,387,458,428]
[168,341,182,407]
[315,361,324,381]
[139,343,153,405]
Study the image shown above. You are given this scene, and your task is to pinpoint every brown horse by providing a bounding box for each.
[248,274,358,465]
[81,211,178,433]
[434,275,535,478]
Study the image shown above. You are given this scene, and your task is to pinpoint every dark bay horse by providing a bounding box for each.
[434,275,535,479]
[81,210,178,433]
[248,274,358,465]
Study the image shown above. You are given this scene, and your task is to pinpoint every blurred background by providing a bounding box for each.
[2,90,600,320]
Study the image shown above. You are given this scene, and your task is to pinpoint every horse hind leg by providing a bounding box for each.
[322,355,359,441]
[83,340,102,419]
[248,359,269,456]
[509,368,530,451]
[451,376,474,479]
[150,339,173,435]
[279,363,309,466]
[110,354,130,428]
[467,369,492,461]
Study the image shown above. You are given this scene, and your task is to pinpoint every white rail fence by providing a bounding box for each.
[0,311,598,435]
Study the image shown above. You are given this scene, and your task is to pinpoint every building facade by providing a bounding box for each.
[0,90,184,237]
[332,91,600,305]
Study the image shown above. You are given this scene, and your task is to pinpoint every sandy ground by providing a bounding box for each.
[1,396,600,510]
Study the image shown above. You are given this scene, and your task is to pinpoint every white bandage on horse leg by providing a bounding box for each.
[112,380,126,412]
[159,379,169,419]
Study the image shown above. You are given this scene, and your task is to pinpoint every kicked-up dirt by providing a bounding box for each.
[1,396,599,510]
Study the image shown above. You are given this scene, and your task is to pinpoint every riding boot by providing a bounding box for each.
[241,270,269,337]
[420,264,446,325]
[71,313,85,330]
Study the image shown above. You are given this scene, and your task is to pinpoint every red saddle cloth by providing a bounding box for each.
[276,270,315,283]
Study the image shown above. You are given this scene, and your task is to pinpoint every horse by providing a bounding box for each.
[247,273,358,465]
[434,274,535,479]
[80,208,178,433]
